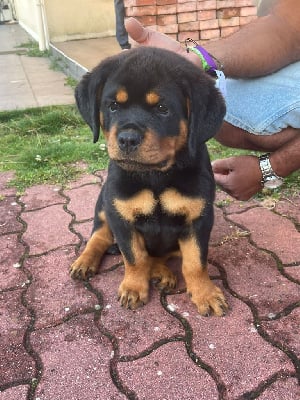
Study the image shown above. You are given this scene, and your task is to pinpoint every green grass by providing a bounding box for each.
[0,105,108,191]
[16,40,51,58]
[0,104,298,198]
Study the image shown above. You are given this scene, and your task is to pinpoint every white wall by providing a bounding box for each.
[13,0,116,43]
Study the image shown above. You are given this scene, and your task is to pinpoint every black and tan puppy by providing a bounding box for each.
[70,47,227,316]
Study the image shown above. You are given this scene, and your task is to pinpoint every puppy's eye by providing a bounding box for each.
[109,101,119,112]
[156,103,169,114]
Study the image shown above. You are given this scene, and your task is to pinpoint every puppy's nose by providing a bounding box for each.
[118,131,142,153]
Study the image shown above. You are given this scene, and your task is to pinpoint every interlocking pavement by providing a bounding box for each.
[1,170,299,400]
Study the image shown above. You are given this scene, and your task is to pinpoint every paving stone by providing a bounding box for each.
[274,195,300,224]
[0,196,23,234]
[210,206,236,245]
[65,184,100,221]
[284,265,300,280]
[31,315,126,400]
[92,264,185,357]
[0,54,37,110]
[72,220,92,243]
[229,207,300,264]
[167,286,294,399]
[0,171,17,197]
[20,56,74,107]
[209,239,300,316]
[0,291,35,383]
[215,190,260,214]
[1,177,298,398]
[24,248,96,329]
[21,205,77,255]
[95,169,108,180]
[0,233,27,290]
[258,377,300,399]
[118,341,219,400]
[65,172,101,189]
[20,184,65,211]
[0,386,29,399]
[261,308,300,357]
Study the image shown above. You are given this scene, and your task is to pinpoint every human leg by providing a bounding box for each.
[212,62,300,200]
[223,61,300,137]
[114,0,131,49]
[215,122,300,152]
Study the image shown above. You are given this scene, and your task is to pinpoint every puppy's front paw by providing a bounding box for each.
[70,254,99,280]
[188,283,228,317]
[151,263,177,291]
[118,280,149,310]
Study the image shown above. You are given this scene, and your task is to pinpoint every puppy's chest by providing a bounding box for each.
[112,188,206,224]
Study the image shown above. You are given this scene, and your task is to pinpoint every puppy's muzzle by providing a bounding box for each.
[118,131,143,154]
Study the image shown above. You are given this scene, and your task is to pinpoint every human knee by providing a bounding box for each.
[215,124,300,152]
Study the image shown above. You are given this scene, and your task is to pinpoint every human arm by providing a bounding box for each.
[205,0,300,78]
[269,134,300,180]
[212,156,262,201]
[125,0,300,79]
[212,134,300,201]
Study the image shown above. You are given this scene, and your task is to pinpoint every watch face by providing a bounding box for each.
[264,177,283,189]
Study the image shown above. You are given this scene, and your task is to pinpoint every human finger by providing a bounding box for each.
[125,17,148,44]
[213,171,230,187]
[211,159,231,175]
[125,17,201,66]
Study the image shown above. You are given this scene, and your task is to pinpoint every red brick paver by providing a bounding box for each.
[0,171,299,400]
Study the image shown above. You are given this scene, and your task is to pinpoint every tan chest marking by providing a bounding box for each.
[113,189,157,223]
[160,188,206,223]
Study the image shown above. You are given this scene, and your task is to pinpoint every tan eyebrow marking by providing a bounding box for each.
[116,88,128,103]
[146,91,160,105]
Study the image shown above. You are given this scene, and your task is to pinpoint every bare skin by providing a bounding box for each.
[213,124,300,200]
[125,0,300,200]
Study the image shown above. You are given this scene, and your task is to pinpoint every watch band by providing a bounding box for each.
[258,153,284,188]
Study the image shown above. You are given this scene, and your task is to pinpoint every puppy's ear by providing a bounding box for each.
[187,75,226,156]
[75,54,121,143]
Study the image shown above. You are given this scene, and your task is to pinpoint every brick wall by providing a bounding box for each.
[124,0,257,43]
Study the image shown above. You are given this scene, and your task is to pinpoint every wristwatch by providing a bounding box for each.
[258,153,284,189]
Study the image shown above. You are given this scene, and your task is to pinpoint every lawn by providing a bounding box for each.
[0,105,108,191]
[0,105,299,198]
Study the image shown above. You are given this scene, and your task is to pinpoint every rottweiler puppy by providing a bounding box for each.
[70,47,228,316]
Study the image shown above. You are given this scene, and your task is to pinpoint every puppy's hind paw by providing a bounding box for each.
[151,263,177,291]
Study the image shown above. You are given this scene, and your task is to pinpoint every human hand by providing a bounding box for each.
[212,155,263,201]
[125,17,201,67]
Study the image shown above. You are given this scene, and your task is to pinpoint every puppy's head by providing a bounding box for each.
[75,47,225,171]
